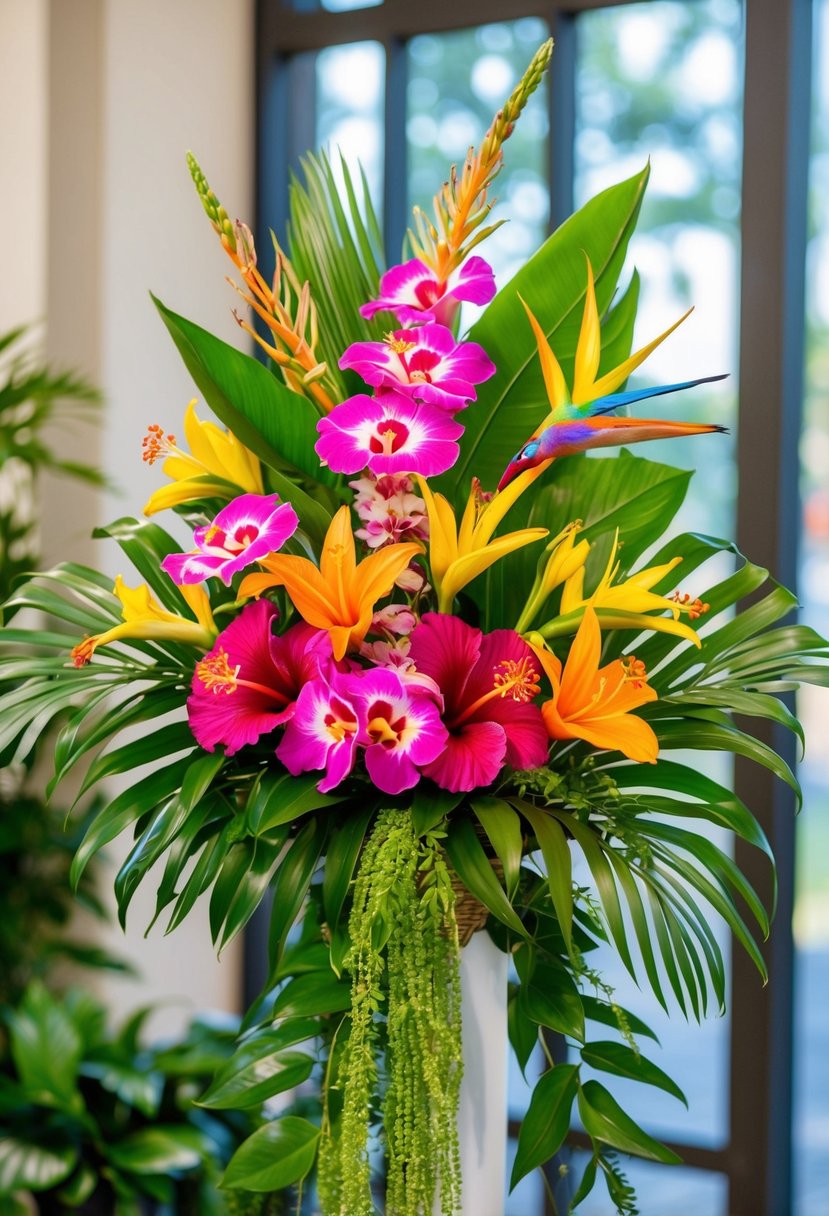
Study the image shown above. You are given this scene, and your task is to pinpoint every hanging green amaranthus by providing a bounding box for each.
[318,809,463,1216]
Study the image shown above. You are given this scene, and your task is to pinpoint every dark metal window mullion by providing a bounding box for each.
[730,2,812,1214]
[383,35,409,267]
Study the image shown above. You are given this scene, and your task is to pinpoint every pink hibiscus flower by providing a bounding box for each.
[407,613,549,792]
[339,324,495,412]
[316,391,463,478]
[359,257,496,327]
[188,601,332,755]
[161,493,298,586]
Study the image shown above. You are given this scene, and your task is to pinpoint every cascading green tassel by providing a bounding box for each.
[318,809,463,1216]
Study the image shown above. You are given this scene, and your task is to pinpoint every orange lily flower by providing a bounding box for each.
[533,607,659,764]
[238,506,422,660]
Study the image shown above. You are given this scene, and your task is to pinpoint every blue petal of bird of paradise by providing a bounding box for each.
[582,372,729,418]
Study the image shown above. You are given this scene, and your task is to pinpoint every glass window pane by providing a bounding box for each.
[316,40,385,207]
[407,19,550,297]
[795,0,829,1211]
[571,0,745,1168]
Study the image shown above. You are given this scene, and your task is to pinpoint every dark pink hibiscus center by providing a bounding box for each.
[370,418,410,454]
[413,278,444,309]
[408,350,439,384]
[366,698,408,749]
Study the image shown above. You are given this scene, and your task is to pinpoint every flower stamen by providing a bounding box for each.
[142,424,177,465]
[670,591,710,620]
[621,655,648,689]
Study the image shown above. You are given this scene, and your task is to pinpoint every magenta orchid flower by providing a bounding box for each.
[161,493,299,586]
[407,613,549,792]
[339,324,495,413]
[359,257,496,327]
[277,668,361,793]
[188,601,331,755]
[316,392,463,478]
[345,667,448,795]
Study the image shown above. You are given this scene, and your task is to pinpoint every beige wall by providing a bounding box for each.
[0,0,255,1038]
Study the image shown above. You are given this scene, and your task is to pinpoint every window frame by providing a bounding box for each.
[250,2,814,1212]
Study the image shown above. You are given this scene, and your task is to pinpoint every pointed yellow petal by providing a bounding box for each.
[439,528,548,612]
[520,296,569,415]
[416,478,459,584]
[560,712,659,764]
[624,556,682,592]
[143,478,237,516]
[572,257,602,403]
[584,307,694,403]
[358,541,424,608]
[477,462,549,545]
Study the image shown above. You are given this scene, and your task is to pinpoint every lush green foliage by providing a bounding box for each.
[0,984,270,1214]
[1,90,827,1215]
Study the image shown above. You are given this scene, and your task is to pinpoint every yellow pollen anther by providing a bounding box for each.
[204,525,221,544]
[380,427,399,453]
[197,648,240,694]
[385,333,417,355]
[621,655,648,688]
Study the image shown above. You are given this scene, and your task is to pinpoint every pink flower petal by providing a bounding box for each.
[423,721,507,792]
[316,392,463,478]
[162,493,299,586]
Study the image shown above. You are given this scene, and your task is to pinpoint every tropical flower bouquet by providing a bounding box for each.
[1,40,826,1215]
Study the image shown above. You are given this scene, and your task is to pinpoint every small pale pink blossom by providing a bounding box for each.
[371,604,417,636]
[359,257,496,327]
[161,493,298,586]
[340,324,495,412]
[395,563,430,595]
[316,391,463,478]
[350,472,429,550]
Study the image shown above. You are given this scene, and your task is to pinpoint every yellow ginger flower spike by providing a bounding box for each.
[142,401,263,516]
[531,607,659,764]
[71,577,217,667]
[409,40,553,283]
[416,468,549,614]
[238,506,422,661]
[187,154,337,415]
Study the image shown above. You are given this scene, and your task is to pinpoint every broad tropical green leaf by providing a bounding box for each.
[442,166,649,499]
[199,1022,319,1110]
[578,1080,682,1163]
[272,971,351,1020]
[580,1040,686,1105]
[105,1126,206,1174]
[322,805,375,932]
[221,1117,320,1192]
[268,818,329,970]
[516,803,573,955]
[7,983,83,1112]
[510,1064,579,1188]
[245,769,342,836]
[154,295,335,547]
[0,1138,77,1193]
[471,797,524,898]
[444,817,525,936]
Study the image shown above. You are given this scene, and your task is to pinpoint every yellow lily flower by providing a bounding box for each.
[537,531,702,646]
[533,607,659,764]
[143,400,264,516]
[514,521,591,634]
[71,577,217,666]
[417,469,549,613]
[237,506,421,660]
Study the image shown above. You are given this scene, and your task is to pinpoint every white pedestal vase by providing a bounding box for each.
[453,930,510,1216]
